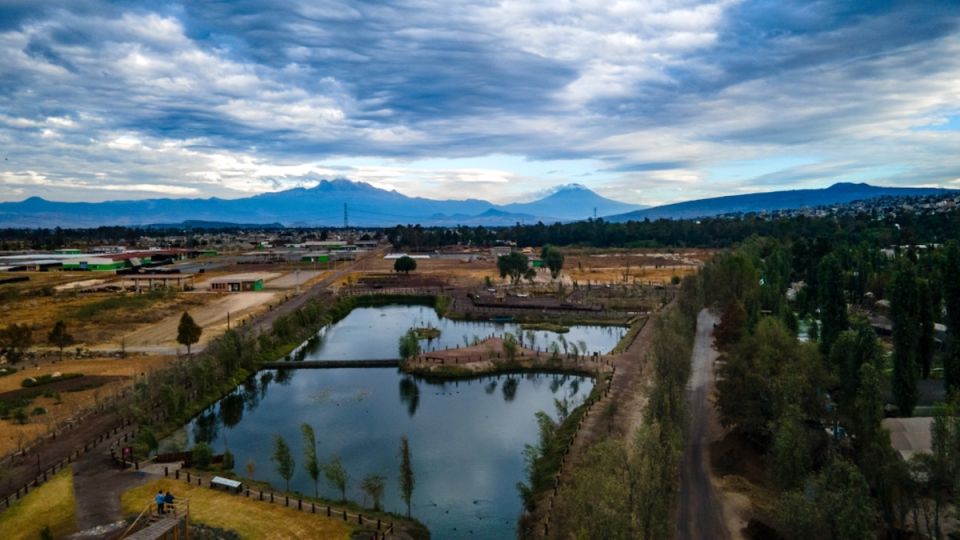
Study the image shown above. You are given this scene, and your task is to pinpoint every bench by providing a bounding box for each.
[210,476,243,493]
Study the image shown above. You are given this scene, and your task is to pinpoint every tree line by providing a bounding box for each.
[708,234,960,538]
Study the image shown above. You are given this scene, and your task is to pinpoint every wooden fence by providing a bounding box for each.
[161,468,396,539]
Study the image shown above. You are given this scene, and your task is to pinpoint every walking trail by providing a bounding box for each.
[676,309,728,540]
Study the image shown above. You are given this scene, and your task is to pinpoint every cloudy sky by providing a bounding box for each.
[1,0,959,206]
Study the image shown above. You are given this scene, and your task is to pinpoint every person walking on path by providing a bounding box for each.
[155,490,165,514]
[164,491,175,513]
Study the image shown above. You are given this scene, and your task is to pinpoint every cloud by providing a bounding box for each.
[0,1,959,205]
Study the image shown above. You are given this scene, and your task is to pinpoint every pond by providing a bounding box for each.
[295,304,626,360]
[184,368,594,539]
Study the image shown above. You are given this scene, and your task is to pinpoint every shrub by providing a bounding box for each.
[193,442,213,470]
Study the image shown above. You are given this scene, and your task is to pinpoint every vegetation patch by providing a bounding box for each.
[63,288,174,321]
[0,466,76,540]
[520,322,570,333]
[412,326,441,340]
[21,372,83,388]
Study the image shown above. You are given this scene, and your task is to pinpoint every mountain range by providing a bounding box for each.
[0,180,953,228]
[0,180,640,228]
[604,182,955,222]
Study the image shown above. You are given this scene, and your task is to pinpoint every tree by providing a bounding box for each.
[324,456,349,501]
[360,474,386,511]
[193,442,213,469]
[399,436,415,518]
[917,279,936,379]
[890,260,919,416]
[393,255,417,275]
[713,299,747,352]
[497,251,529,285]
[47,320,74,362]
[818,254,848,356]
[301,424,320,497]
[775,459,877,540]
[944,241,960,392]
[0,323,32,364]
[502,332,518,362]
[398,329,420,362]
[177,312,202,355]
[272,435,295,492]
[828,320,883,418]
[541,245,565,279]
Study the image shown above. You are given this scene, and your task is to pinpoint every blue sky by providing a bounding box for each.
[0,0,959,206]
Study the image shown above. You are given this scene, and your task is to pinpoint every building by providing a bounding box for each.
[209,274,265,292]
[61,257,126,271]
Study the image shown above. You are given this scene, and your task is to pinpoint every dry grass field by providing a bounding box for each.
[0,356,168,456]
[0,467,76,540]
[121,478,355,540]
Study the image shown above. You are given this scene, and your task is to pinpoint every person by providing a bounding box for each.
[155,490,165,514]
[164,490,175,513]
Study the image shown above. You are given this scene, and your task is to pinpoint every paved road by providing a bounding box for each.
[676,309,728,540]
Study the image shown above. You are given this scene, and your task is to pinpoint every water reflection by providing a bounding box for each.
[398,376,420,417]
[183,368,594,539]
[295,305,625,361]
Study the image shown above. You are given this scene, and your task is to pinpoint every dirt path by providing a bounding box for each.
[116,292,278,349]
[70,450,154,538]
[535,313,659,536]
[676,309,727,540]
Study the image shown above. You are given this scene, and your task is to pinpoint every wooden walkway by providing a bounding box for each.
[123,516,184,540]
[260,359,400,369]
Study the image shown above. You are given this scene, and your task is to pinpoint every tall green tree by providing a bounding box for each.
[324,455,349,502]
[917,279,936,379]
[890,260,919,416]
[713,298,747,352]
[398,329,420,362]
[818,254,848,356]
[46,320,74,362]
[399,436,415,518]
[177,312,202,355]
[497,251,529,285]
[301,424,320,497]
[944,241,960,392]
[540,245,565,279]
[272,435,295,492]
[828,320,883,418]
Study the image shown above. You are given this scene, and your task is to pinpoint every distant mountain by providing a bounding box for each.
[145,220,285,230]
[606,183,956,222]
[0,179,639,228]
[502,184,643,221]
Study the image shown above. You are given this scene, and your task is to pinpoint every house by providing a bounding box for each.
[209,274,265,292]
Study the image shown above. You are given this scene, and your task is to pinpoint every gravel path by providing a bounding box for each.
[676,309,728,540]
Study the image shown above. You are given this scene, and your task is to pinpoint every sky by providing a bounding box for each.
[1,0,959,207]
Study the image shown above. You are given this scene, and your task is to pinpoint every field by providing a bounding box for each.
[0,356,168,456]
[121,478,355,540]
[345,247,707,290]
[0,467,75,540]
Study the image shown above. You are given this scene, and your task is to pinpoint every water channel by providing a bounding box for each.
[181,305,623,538]
[297,304,626,360]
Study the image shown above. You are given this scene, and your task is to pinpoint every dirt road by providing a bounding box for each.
[677,309,727,540]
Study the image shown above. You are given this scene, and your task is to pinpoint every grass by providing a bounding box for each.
[412,326,441,339]
[64,289,173,321]
[21,372,83,388]
[121,478,355,540]
[0,466,76,540]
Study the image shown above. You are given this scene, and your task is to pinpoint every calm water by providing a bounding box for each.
[185,368,593,539]
[296,304,625,360]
